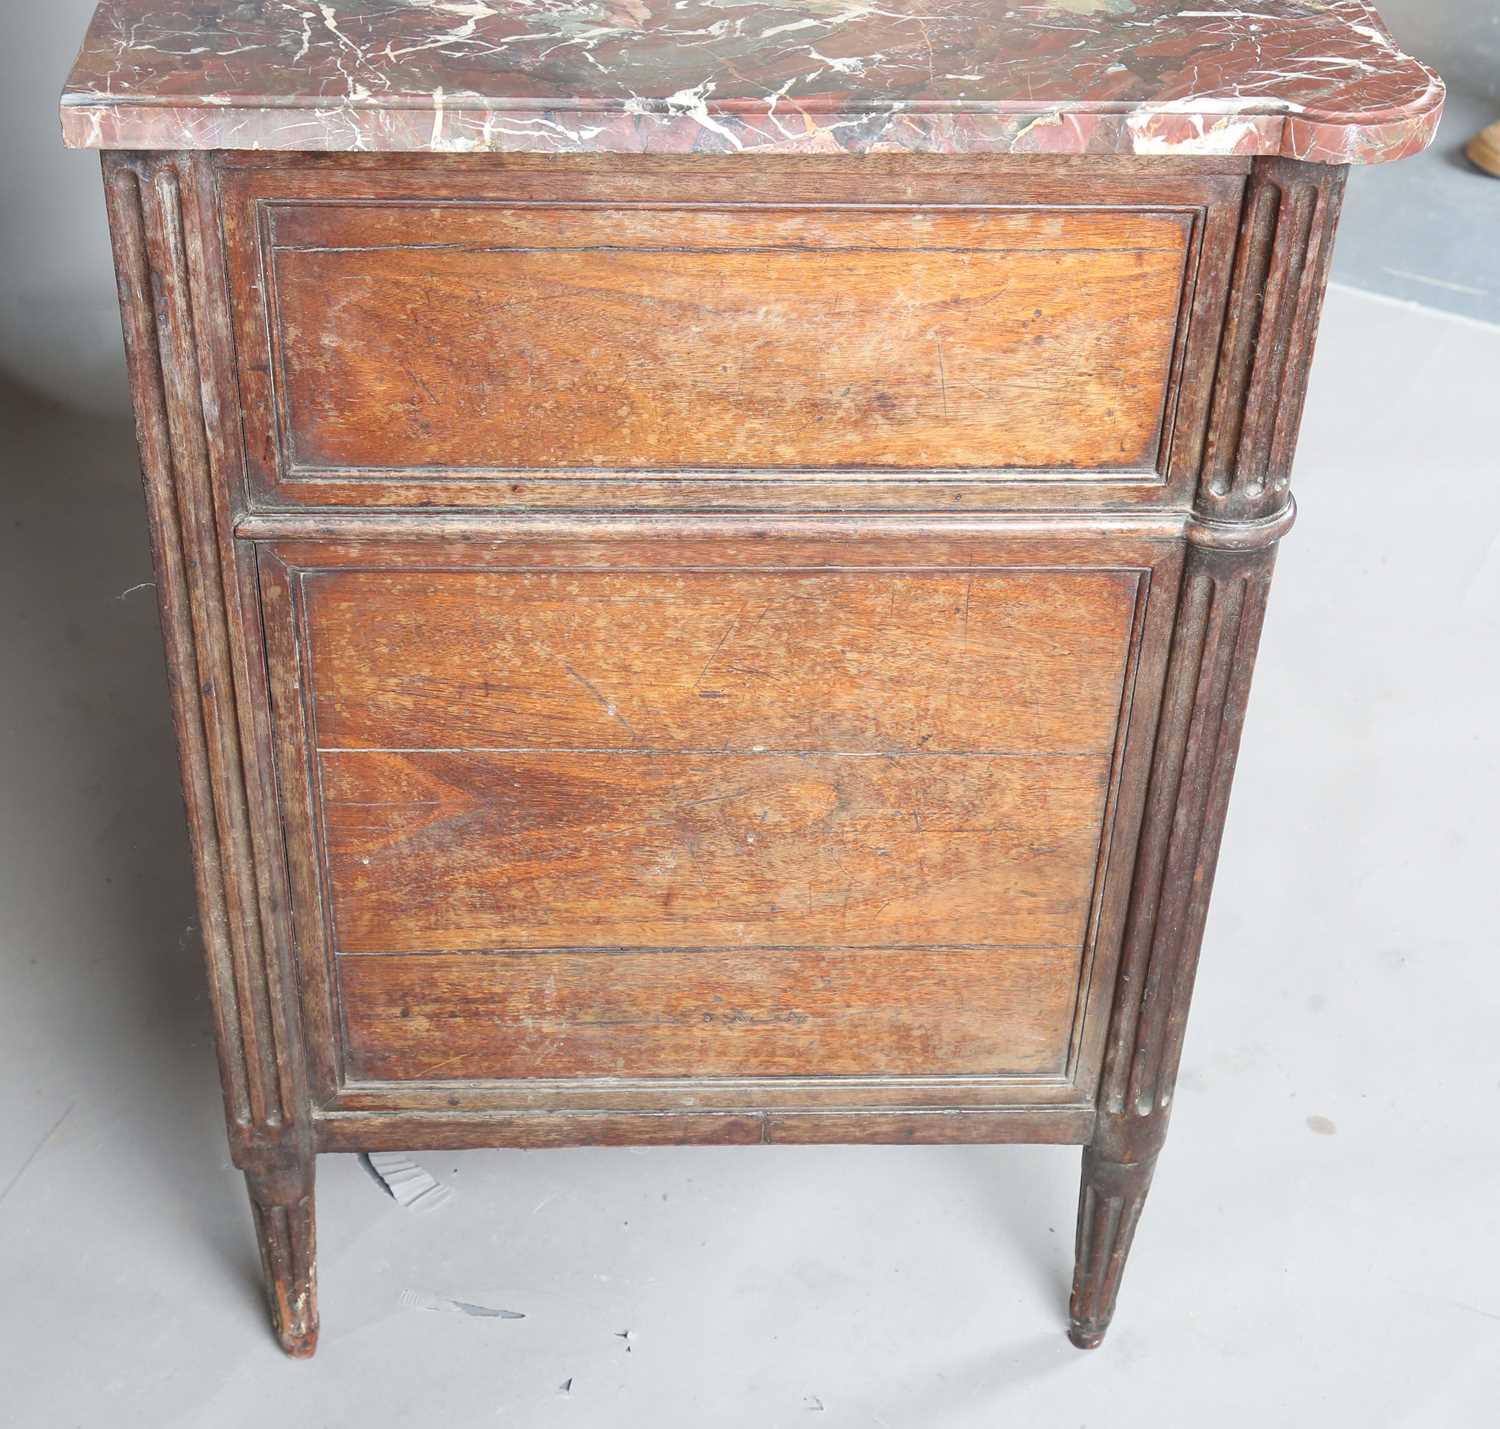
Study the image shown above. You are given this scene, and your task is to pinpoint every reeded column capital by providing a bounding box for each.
[1195,157,1348,528]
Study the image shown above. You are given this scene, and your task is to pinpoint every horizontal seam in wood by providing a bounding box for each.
[334,942,1079,958]
[312,1104,1092,1120]
[263,198,1208,214]
[275,469,1170,484]
[277,242,1188,257]
[315,746,1115,758]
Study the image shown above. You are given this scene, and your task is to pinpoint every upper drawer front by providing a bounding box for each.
[222,158,1242,511]
[269,205,1187,471]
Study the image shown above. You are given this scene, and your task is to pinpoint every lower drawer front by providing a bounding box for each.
[268,547,1146,1085]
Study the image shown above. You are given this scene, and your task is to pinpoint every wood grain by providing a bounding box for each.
[93,128,1373,1360]
[317,1110,770,1150]
[311,1106,1097,1152]
[222,154,1248,513]
[322,749,1111,953]
[327,1077,1088,1113]
[305,568,1140,754]
[305,564,1135,956]
[269,205,1190,473]
[339,945,1079,1080]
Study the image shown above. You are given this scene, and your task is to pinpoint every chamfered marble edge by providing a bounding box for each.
[57,91,1446,165]
[59,8,1445,166]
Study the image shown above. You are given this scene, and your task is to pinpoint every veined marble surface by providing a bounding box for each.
[61,0,1443,163]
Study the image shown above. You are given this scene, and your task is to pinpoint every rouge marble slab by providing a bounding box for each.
[62,0,1441,163]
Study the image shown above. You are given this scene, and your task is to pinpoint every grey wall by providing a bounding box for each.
[2,0,129,415]
[1,0,1495,420]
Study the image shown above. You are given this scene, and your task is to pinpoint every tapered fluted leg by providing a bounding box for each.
[1053,156,1347,1349]
[1068,1149,1156,1349]
[247,1171,318,1357]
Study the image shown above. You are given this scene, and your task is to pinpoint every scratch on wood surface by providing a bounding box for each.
[694,600,748,689]
[563,661,640,740]
[329,800,442,809]
[415,1049,472,1078]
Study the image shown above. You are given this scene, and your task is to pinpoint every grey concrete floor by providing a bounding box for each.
[1,282,1498,1425]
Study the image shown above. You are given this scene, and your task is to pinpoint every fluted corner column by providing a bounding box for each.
[1069,156,1346,1350]
[103,149,318,1357]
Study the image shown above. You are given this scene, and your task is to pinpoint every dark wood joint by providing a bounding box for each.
[232,1121,315,1198]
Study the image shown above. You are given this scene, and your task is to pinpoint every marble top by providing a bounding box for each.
[62,0,1442,164]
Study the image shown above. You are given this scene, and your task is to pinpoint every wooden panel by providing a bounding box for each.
[311,1106,1099,1153]
[762,1110,1094,1145]
[306,568,1139,754]
[265,536,1162,1089]
[267,205,1190,474]
[328,1077,1089,1113]
[315,1110,771,1150]
[223,156,1249,513]
[306,566,1136,956]
[340,946,1078,1080]
[322,748,1111,952]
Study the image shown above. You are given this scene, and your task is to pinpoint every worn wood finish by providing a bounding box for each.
[340,946,1083,1080]
[1199,159,1349,523]
[303,566,1136,753]
[1068,1149,1154,1350]
[267,204,1190,473]
[221,153,1246,512]
[323,748,1111,953]
[86,85,1388,1352]
[1066,158,1347,1350]
[259,524,1174,1117]
[314,1106,1099,1153]
[246,1180,317,1358]
[1068,537,1280,1347]
[255,521,1179,1148]
[328,1077,1088,1113]
[302,561,1136,977]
